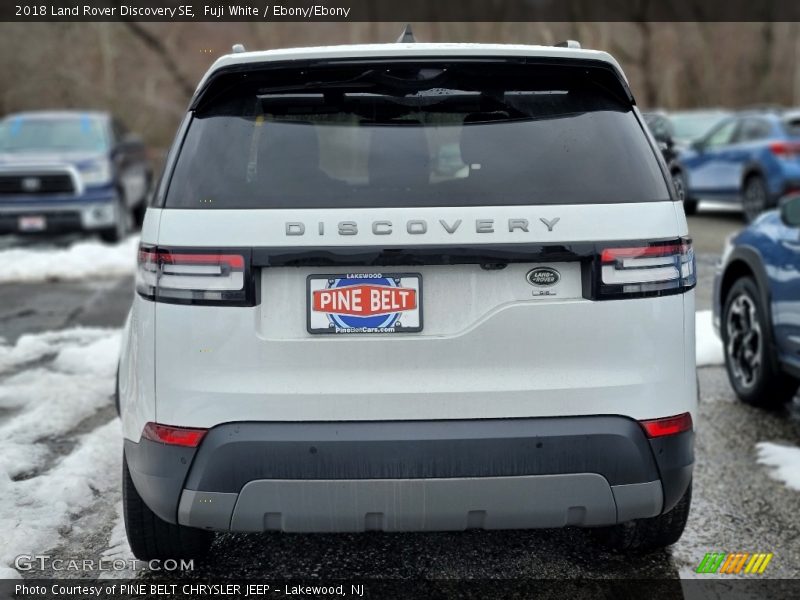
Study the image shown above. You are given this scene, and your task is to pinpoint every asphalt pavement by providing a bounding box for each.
[1,202,799,581]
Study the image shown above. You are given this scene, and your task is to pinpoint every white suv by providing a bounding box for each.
[118,41,697,559]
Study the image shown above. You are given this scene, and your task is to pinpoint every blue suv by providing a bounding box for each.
[713,194,800,407]
[673,111,800,222]
[0,111,152,242]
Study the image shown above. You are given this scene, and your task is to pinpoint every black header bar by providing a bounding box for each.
[4,578,800,599]
[3,0,800,23]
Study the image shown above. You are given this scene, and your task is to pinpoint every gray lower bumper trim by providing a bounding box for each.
[178,490,238,531]
[177,475,663,533]
[611,481,665,523]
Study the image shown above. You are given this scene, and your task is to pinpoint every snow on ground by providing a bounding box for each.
[0,328,122,576]
[0,328,120,479]
[0,327,115,374]
[98,502,137,579]
[0,235,138,283]
[756,442,800,492]
[696,310,724,367]
[698,200,742,214]
[0,421,123,575]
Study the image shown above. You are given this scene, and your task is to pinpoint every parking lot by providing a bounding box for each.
[0,202,797,581]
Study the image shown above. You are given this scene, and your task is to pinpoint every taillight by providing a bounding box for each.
[137,245,253,305]
[142,422,207,447]
[596,238,695,299]
[769,141,800,159]
[639,413,693,438]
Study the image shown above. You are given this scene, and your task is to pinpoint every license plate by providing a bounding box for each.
[18,216,46,232]
[307,273,423,334]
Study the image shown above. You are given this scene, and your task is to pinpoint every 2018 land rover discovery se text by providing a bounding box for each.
[118,41,697,559]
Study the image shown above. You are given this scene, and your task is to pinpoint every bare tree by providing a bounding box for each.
[1,21,798,147]
[121,21,194,98]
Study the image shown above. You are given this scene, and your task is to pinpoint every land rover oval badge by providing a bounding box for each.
[526,267,560,287]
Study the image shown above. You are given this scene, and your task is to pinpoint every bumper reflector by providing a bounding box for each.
[142,422,207,447]
[639,412,693,438]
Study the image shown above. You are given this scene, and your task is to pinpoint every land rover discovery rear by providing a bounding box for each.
[118,42,697,559]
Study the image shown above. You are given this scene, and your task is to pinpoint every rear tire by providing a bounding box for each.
[672,170,697,215]
[132,173,151,229]
[123,453,213,561]
[721,277,798,408]
[99,194,130,244]
[114,366,120,416]
[132,202,147,229]
[742,175,769,223]
[594,481,691,551]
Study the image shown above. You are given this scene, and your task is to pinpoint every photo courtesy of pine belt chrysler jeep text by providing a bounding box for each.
[117,40,697,559]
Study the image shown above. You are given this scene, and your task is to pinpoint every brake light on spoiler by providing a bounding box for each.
[596,238,695,299]
[137,245,254,305]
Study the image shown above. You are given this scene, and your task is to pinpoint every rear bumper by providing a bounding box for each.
[0,188,118,233]
[125,416,693,533]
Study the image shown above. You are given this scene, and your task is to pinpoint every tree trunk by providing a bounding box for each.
[121,21,194,99]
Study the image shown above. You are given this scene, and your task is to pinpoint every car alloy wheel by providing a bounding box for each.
[743,177,767,222]
[725,292,762,389]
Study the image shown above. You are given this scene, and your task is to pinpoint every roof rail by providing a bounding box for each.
[231,43,246,53]
[554,40,581,49]
[396,24,416,43]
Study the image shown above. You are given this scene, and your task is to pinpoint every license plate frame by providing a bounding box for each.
[307,272,423,335]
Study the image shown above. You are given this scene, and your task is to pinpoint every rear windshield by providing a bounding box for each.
[166,62,668,209]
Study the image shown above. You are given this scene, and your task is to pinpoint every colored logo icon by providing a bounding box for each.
[696,552,773,575]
